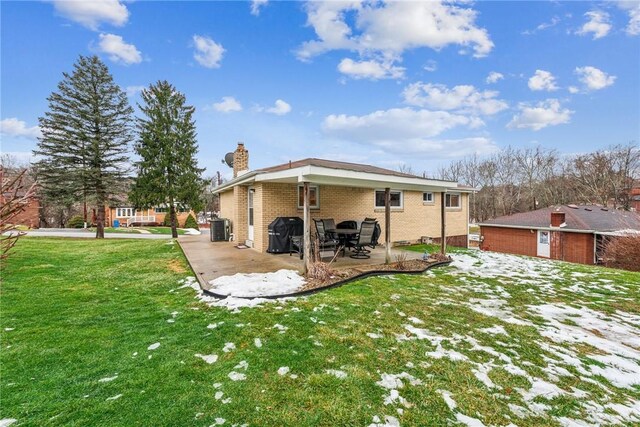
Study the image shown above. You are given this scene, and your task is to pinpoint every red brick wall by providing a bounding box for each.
[11,198,40,228]
[480,226,537,257]
[562,232,594,265]
[480,226,595,265]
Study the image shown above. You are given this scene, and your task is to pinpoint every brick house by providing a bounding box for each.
[105,205,195,228]
[213,143,472,254]
[479,205,640,265]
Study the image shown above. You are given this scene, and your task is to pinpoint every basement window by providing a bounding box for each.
[375,190,403,209]
[297,185,319,209]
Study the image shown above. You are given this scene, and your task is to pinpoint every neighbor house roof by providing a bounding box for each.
[479,205,640,233]
[214,157,472,194]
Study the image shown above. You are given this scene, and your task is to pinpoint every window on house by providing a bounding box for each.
[423,192,434,203]
[445,193,461,208]
[375,190,403,209]
[297,185,319,209]
[116,208,135,217]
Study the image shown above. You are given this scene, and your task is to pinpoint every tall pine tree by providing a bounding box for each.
[34,55,133,238]
[130,81,204,238]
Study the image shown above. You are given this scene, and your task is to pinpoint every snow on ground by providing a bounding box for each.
[182,228,201,235]
[98,375,118,383]
[0,420,17,427]
[177,276,297,311]
[194,354,218,364]
[208,269,305,298]
[325,369,347,379]
[147,342,160,350]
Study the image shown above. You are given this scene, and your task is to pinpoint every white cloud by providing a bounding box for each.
[507,99,573,131]
[97,33,142,65]
[423,60,437,72]
[402,82,508,116]
[486,71,504,84]
[0,118,42,139]
[52,0,129,30]
[616,1,640,36]
[125,85,145,97]
[296,1,492,79]
[577,10,611,39]
[193,35,225,68]
[337,58,405,80]
[528,69,559,91]
[260,99,292,116]
[323,108,482,141]
[522,16,561,35]
[250,0,268,16]
[213,96,243,113]
[575,66,616,91]
[568,86,580,94]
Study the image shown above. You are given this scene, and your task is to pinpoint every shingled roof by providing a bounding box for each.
[480,205,640,232]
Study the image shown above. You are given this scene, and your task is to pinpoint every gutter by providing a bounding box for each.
[212,171,259,194]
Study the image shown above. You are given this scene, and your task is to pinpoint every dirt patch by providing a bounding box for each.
[301,259,444,292]
[167,259,187,274]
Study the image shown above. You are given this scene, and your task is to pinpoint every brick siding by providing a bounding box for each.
[221,182,469,252]
[480,226,595,265]
[11,198,40,228]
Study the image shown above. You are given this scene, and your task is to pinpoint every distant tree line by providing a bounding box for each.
[436,144,639,222]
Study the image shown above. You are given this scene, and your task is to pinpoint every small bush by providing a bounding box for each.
[183,214,199,230]
[603,234,640,272]
[67,215,85,228]
[394,252,408,270]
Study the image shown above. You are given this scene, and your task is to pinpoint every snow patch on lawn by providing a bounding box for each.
[367,332,383,339]
[207,269,305,297]
[325,369,347,379]
[277,366,290,376]
[195,354,218,364]
[254,338,262,348]
[437,390,457,411]
[98,375,118,383]
[228,372,246,381]
[0,419,17,427]
[147,342,160,350]
[455,413,486,427]
[368,415,400,427]
[106,394,123,401]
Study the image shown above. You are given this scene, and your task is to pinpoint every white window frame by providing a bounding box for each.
[374,189,403,209]
[422,192,434,204]
[445,192,461,208]
[297,185,320,209]
[116,207,135,217]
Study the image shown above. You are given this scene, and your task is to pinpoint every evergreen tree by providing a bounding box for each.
[34,55,134,238]
[130,81,204,238]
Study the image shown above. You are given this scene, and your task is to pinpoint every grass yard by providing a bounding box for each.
[2,239,639,426]
[90,227,188,235]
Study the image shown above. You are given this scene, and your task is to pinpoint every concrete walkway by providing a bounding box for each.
[23,229,173,239]
[178,233,425,290]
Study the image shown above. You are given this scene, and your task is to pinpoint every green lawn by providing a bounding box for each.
[2,238,639,426]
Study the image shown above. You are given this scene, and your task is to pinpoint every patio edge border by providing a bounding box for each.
[200,259,452,300]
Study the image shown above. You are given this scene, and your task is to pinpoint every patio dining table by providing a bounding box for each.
[327,228,359,250]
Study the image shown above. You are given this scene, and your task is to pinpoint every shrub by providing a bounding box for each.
[394,252,408,270]
[603,234,640,272]
[67,215,85,228]
[183,213,199,230]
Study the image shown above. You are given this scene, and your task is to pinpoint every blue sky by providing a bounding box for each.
[1,0,639,179]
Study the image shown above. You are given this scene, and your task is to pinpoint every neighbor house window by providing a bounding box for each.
[423,192,434,203]
[445,193,461,208]
[116,208,135,217]
[298,185,319,209]
[375,190,403,209]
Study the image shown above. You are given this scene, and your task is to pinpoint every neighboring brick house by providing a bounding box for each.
[631,187,640,211]
[105,205,195,228]
[0,171,40,228]
[479,205,640,265]
[213,143,472,253]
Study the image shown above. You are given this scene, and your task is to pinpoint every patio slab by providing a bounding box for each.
[178,233,426,290]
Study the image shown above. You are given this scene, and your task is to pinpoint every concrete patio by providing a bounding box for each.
[178,233,425,290]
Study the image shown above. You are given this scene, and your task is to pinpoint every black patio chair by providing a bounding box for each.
[313,218,341,258]
[322,218,338,239]
[350,220,377,259]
